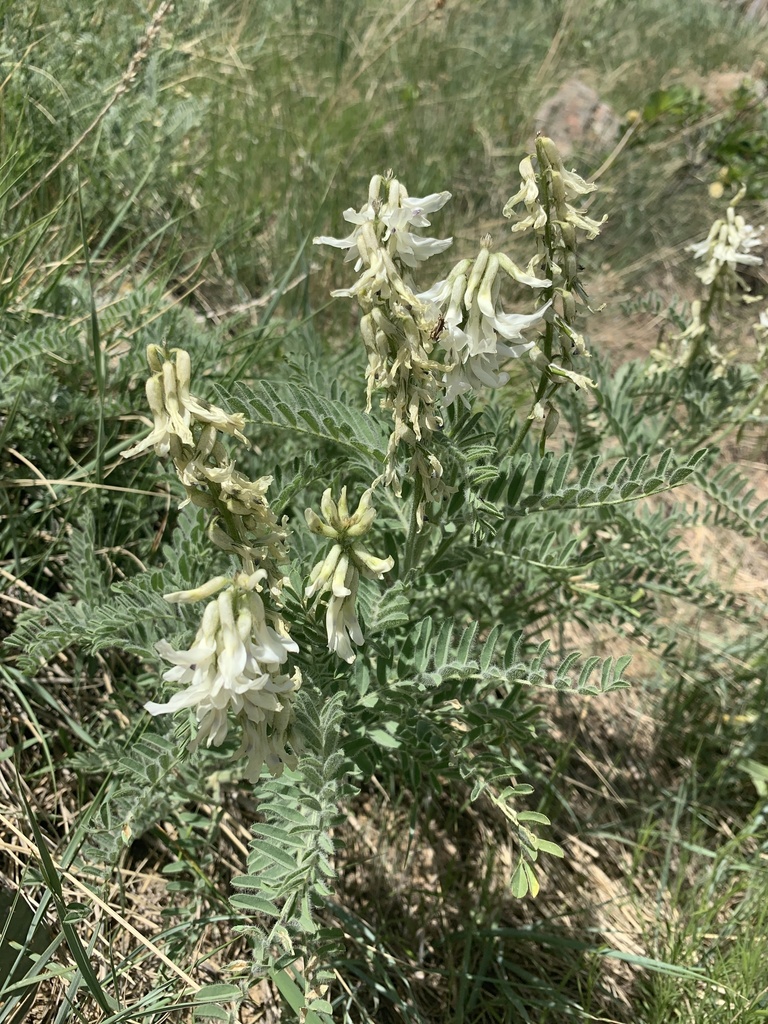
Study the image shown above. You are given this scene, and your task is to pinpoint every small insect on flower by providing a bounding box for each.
[430,312,446,342]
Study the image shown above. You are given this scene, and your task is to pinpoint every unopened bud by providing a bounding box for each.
[464,246,490,309]
[164,575,230,603]
[146,344,165,373]
[346,506,377,537]
[550,170,566,206]
[320,488,340,530]
[537,136,563,171]
[368,174,383,205]
[187,487,216,509]
[337,486,350,522]
[543,403,560,438]
[561,223,577,250]
[305,543,343,599]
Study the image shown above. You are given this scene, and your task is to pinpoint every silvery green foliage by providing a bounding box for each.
[5,139,768,1019]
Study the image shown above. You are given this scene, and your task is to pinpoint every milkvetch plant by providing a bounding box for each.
[11,131,762,1024]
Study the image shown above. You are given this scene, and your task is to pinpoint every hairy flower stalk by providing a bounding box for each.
[304,487,394,663]
[122,345,301,778]
[503,137,605,449]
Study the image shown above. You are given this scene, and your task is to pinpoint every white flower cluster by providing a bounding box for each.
[317,175,455,514]
[418,238,551,405]
[649,192,766,379]
[315,174,452,280]
[123,345,300,780]
[499,137,605,394]
[145,572,301,781]
[688,195,763,288]
[304,487,394,663]
[315,173,553,516]
[122,346,247,460]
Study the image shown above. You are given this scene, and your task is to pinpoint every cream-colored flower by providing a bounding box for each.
[419,243,551,405]
[504,142,606,242]
[314,175,452,271]
[304,487,394,662]
[122,347,249,460]
[688,196,763,286]
[145,571,300,778]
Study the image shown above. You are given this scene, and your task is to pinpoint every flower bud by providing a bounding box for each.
[187,487,216,509]
[346,506,377,537]
[320,488,340,529]
[464,245,490,309]
[550,170,566,206]
[146,344,165,373]
[537,136,563,170]
[164,575,231,603]
[332,553,352,597]
[305,543,343,599]
[337,486,350,522]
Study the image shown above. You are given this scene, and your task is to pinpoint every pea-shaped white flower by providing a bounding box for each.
[419,240,551,405]
[304,487,394,663]
[145,570,300,779]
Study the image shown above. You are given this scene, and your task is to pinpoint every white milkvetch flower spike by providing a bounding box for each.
[145,569,301,780]
[688,189,764,288]
[314,174,452,275]
[315,173,455,514]
[419,237,551,406]
[304,486,394,663]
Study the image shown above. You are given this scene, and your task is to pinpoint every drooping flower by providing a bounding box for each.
[304,487,394,663]
[419,240,551,405]
[146,570,300,779]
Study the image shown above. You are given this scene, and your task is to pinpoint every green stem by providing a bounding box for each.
[654,284,719,445]
[403,474,424,575]
[509,380,559,458]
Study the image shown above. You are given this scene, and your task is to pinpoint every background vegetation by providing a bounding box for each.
[1,0,767,1021]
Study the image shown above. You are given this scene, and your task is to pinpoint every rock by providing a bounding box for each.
[532,78,621,158]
